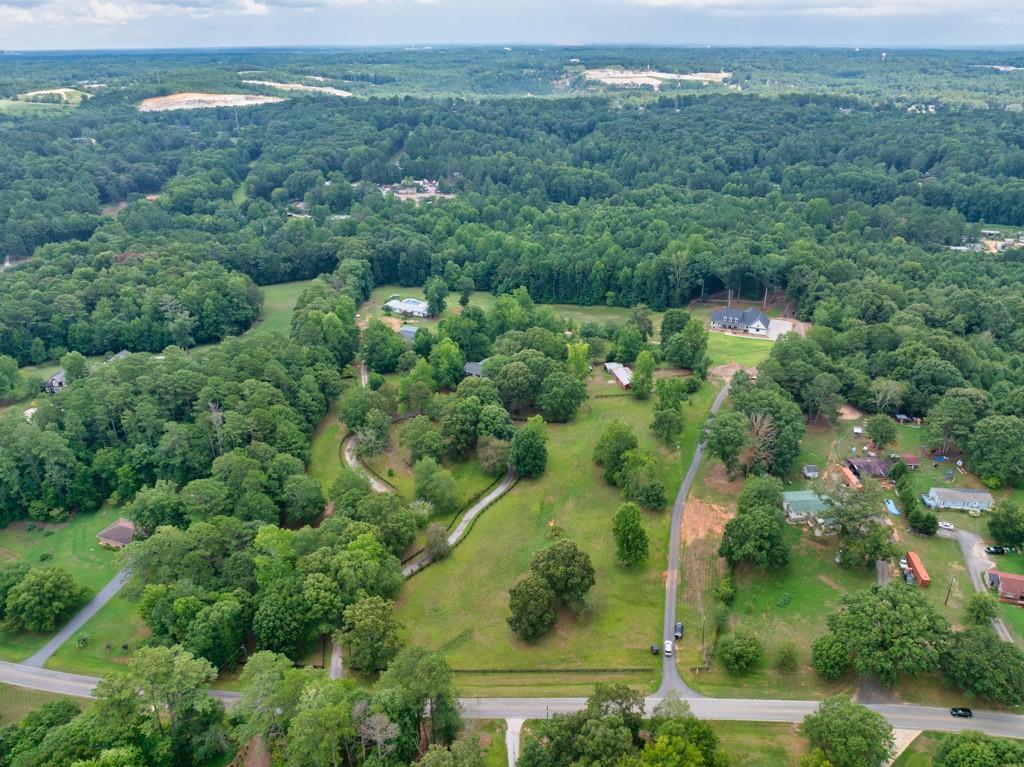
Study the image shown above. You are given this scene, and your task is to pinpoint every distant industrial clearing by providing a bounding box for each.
[583,68,732,88]
[241,80,353,97]
[137,92,285,111]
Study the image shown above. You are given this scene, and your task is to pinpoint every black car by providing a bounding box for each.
[986,546,1006,555]
[650,644,660,656]
[950,708,973,718]
[674,622,684,639]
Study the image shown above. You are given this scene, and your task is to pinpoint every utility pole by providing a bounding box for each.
[944,575,956,606]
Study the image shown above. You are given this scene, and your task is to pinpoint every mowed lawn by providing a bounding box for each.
[249,279,314,336]
[0,682,88,725]
[706,332,773,369]
[46,592,149,676]
[308,398,346,495]
[711,721,809,767]
[682,525,871,700]
[395,376,719,696]
[893,732,1024,766]
[0,508,124,662]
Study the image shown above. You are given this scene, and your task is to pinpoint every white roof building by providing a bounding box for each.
[384,298,431,318]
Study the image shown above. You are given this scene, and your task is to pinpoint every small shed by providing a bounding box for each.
[97,518,136,548]
[604,362,633,389]
[852,426,864,438]
[900,453,920,470]
[802,464,819,479]
[906,551,931,588]
[463,362,484,378]
[398,325,419,344]
[895,414,912,424]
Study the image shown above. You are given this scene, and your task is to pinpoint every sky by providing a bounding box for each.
[0,0,1023,50]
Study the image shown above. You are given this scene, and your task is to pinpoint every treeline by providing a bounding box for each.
[0,328,352,526]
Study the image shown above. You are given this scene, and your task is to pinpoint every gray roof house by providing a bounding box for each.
[107,349,131,362]
[709,306,769,335]
[44,369,67,394]
[782,490,830,523]
[923,487,994,511]
[384,298,431,318]
[802,465,820,479]
[463,362,484,378]
[399,325,419,344]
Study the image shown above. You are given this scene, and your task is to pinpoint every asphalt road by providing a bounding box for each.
[658,381,731,696]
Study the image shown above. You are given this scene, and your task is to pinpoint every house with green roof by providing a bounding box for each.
[782,490,830,524]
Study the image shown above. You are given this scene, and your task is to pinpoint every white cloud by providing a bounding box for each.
[626,0,1022,16]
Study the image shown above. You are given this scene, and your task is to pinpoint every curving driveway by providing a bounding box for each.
[938,527,1013,643]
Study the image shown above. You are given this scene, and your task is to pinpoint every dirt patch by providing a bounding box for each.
[682,499,731,545]
[837,404,864,421]
[101,201,127,217]
[138,93,285,112]
[583,68,732,89]
[709,363,758,381]
[817,574,843,592]
[0,547,18,560]
[380,316,402,331]
[701,462,744,497]
[241,80,353,97]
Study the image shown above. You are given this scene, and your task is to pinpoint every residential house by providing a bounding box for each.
[846,457,891,480]
[781,490,830,524]
[604,361,633,389]
[96,518,136,548]
[44,369,67,394]
[987,570,1024,604]
[399,325,419,344]
[463,362,484,378]
[107,349,131,363]
[384,298,431,318]
[922,487,994,511]
[709,306,769,335]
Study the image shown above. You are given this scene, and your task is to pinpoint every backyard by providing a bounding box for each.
[0,507,124,662]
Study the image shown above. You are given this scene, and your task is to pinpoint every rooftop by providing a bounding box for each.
[710,306,769,327]
[930,487,994,504]
[96,518,135,547]
[782,490,830,514]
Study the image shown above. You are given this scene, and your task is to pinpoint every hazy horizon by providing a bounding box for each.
[1,0,1022,52]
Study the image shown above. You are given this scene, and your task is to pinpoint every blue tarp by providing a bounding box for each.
[885,499,901,516]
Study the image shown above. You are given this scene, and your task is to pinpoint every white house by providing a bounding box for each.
[604,361,633,389]
[384,298,431,318]
[922,487,994,511]
[709,307,769,335]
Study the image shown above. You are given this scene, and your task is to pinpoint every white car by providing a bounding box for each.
[938,521,955,531]
[663,640,674,657]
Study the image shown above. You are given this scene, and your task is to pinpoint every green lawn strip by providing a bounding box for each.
[45,592,149,676]
[0,682,90,725]
[308,399,345,495]
[994,552,1024,576]
[394,381,708,695]
[1001,602,1024,645]
[472,719,508,767]
[249,279,314,336]
[710,721,808,767]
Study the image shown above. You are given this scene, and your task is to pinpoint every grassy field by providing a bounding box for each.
[308,398,346,494]
[893,731,1024,766]
[0,683,88,726]
[473,720,508,767]
[250,279,313,336]
[395,373,720,696]
[706,332,773,369]
[0,507,124,662]
[0,98,68,115]
[711,721,808,767]
[45,592,149,676]
[681,524,871,700]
